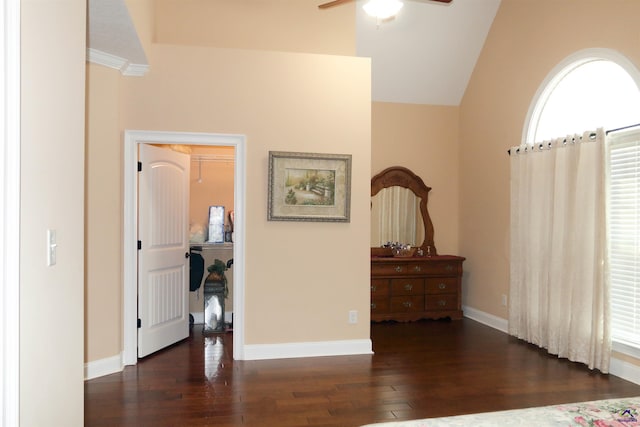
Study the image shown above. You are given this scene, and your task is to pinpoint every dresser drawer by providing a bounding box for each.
[371,259,463,277]
[425,294,458,310]
[371,262,426,276]
[391,278,424,296]
[370,255,465,322]
[417,261,462,275]
[371,296,390,314]
[390,295,424,313]
[371,279,390,296]
[425,277,458,294]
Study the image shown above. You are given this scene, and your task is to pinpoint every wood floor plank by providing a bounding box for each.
[85,319,640,426]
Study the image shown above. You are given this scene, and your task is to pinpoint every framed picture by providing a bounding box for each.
[207,205,225,243]
[268,151,352,222]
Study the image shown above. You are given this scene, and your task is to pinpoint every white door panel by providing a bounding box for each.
[138,144,190,358]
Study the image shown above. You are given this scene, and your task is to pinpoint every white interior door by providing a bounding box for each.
[138,143,190,358]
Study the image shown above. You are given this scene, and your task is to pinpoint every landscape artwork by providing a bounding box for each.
[268,151,351,222]
[283,168,335,206]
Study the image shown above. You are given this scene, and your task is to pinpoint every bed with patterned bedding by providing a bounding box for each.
[361,397,640,427]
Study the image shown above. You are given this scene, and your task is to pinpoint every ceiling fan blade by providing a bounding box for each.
[318,0,354,9]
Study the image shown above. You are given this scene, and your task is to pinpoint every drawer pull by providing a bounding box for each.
[371,303,377,309]
[403,301,412,308]
[404,283,413,291]
[445,264,454,272]
[414,265,422,272]
[371,285,377,292]
[438,283,447,290]
[395,266,403,272]
[438,300,447,306]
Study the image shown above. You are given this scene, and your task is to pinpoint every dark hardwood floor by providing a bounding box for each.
[85,319,640,426]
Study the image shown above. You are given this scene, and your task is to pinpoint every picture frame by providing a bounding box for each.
[207,205,225,243]
[268,151,352,222]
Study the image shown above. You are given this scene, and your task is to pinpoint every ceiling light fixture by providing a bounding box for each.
[362,0,403,20]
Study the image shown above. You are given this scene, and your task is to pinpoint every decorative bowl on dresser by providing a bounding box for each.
[370,166,465,322]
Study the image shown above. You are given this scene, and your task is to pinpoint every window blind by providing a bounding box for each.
[608,129,640,349]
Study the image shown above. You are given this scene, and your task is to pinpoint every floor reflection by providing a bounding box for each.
[204,334,225,381]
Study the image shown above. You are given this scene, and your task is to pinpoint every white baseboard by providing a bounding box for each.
[463,305,640,385]
[462,305,508,333]
[84,353,124,380]
[243,339,373,361]
[610,357,640,385]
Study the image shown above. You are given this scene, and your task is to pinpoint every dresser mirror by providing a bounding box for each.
[371,166,437,256]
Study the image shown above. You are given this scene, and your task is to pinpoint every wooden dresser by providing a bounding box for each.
[371,255,465,322]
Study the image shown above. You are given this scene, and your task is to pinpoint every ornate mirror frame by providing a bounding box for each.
[371,166,437,256]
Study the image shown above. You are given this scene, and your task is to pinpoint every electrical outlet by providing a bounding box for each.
[501,294,508,307]
[348,310,358,324]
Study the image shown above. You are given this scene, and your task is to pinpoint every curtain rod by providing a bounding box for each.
[508,123,640,155]
[606,123,640,135]
[507,131,597,156]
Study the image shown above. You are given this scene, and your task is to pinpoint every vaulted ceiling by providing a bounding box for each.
[88,0,500,106]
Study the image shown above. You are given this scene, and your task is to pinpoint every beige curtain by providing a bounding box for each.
[509,128,610,372]
[371,186,421,246]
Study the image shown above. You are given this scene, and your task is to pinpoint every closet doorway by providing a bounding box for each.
[122,130,246,365]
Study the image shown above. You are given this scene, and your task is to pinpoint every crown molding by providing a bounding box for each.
[86,48,149,77]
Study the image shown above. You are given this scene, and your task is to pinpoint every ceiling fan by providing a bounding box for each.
[319,0,452,21]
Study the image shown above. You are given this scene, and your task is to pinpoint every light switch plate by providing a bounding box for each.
[47,229,57,266]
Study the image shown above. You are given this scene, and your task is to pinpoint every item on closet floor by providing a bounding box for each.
[203,258,229,333]
[203,280,225,333]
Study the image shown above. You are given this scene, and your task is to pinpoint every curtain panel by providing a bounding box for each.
[371,186,422,246]
[509,129,610,373]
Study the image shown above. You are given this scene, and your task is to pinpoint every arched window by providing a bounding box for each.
[524,49,640,144]
[524,49,640,356]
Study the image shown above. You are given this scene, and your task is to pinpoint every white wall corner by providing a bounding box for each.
[243,339,373,361]
[86,48,149,76]
[84,353,124,380]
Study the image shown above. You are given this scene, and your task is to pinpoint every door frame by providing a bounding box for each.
[123,130,246,364]
[2,0,21,422]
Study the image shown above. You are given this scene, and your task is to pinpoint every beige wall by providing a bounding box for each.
[188,145,235,315]
[459,0,640,355]
[120,45,371,344]
[85,0,361,364]
[21,0,86,423]
[189,146,235,235]
[84,0,640,373]
[372,102,460,256]
[154,0,356,56]
[125,0,155,56]
[85,64,123,362]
